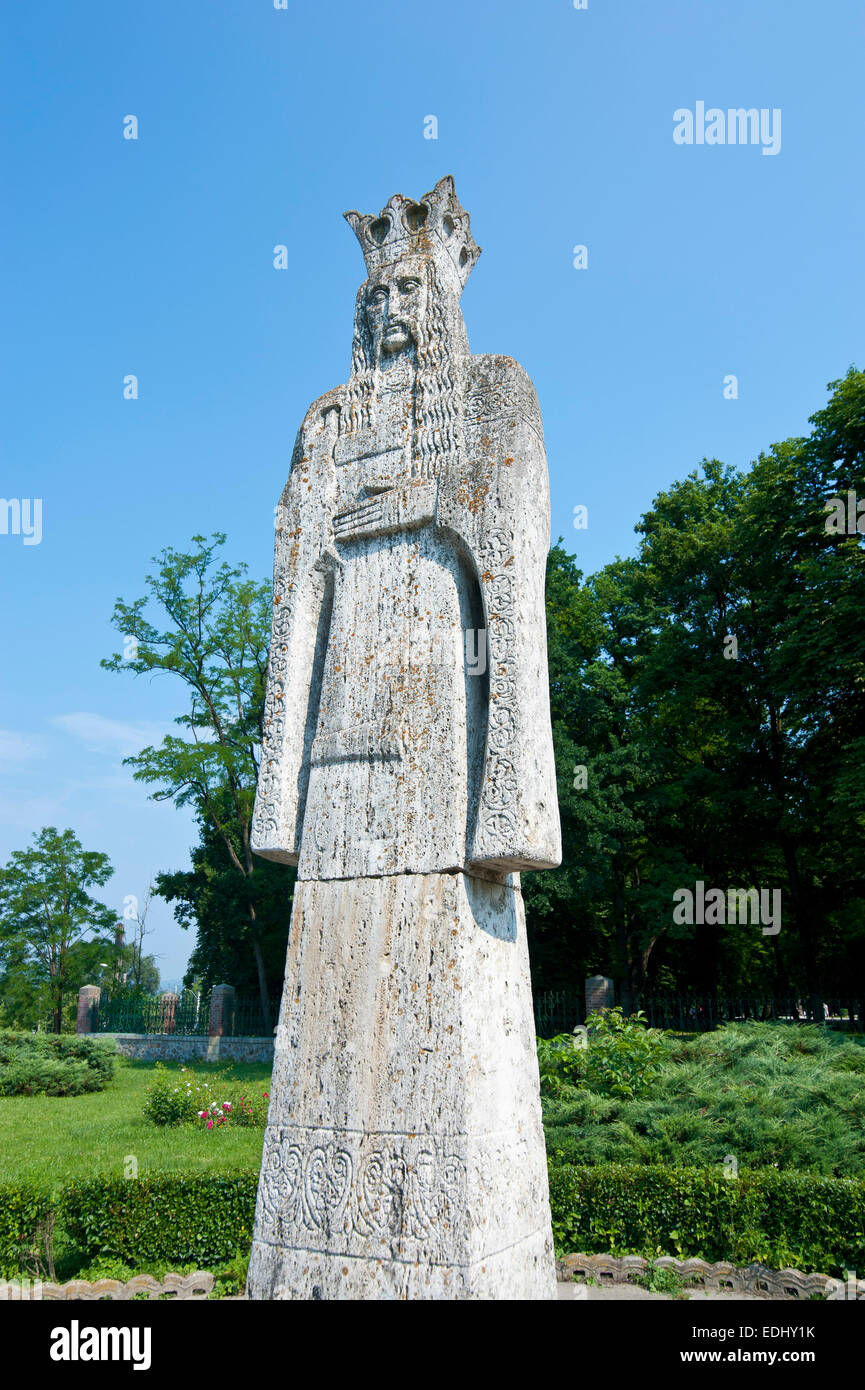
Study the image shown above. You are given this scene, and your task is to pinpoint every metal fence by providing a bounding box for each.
[94,991,211,1036]
[231,995,282,1036]
[532,990,863,1037]
[92,990,282,1036]
[534,990,585,1037]
[94,987,863,1038]
[635,994,863,1033]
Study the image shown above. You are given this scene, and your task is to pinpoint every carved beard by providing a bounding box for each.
[345,261,465,479]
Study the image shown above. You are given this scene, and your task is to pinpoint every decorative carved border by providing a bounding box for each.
[255,1127,470,1260]
[557,1253,863,1300]
[1,1271,214,1301]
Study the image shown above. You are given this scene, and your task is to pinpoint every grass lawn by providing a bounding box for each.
[0,1058,271,1185]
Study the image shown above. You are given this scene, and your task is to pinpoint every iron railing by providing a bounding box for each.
[635,994,862,1033]
[93,990,210,1036]
[91,990,283,1036]
[532,990,863,1037]
[231,995,282,1036]
[534,991,585,1037]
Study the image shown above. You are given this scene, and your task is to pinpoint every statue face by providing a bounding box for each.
[364,260,428,360]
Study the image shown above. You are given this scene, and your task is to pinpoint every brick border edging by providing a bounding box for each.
[1,1272,214,1301]
[557,1252,862,1300]
[8,1259,858,1301]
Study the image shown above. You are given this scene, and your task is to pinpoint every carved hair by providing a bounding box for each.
[345,260,465,478]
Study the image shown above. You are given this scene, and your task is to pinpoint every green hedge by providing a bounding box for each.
[3,1166,863,1279]
[0,1185,54,1277]
[549,1163,865,1276]
[64,1175,257,1269]
[0,1032,115,1096]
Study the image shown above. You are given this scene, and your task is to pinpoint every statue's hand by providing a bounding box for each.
[333,478,436,542]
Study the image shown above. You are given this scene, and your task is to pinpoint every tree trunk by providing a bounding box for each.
[612,854,634,1013]
[248,905,272,1033]
[779,834,822,1019]
[766,699,822,1018]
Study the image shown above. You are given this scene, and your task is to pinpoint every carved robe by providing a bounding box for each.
[251,352,559,880]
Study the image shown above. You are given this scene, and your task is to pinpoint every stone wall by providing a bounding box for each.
[104,1034,274,1063]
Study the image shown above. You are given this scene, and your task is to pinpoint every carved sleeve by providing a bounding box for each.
[251,403,339,863]
[437,356,562,873]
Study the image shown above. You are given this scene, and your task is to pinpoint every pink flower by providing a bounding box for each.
[222,1102,231,1111]
[207,1119,214,1129]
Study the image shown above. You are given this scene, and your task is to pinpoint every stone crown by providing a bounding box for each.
[344,175,481,298]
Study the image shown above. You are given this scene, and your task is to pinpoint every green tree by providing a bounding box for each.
[626,371,865,1006]
[0,828,116,1032]
[524,545,658,995]
[102,533,277,1028]
[528,368,865,1008]
[0,940,49,1030]
[66,936,161,999]
[155,787,292,998]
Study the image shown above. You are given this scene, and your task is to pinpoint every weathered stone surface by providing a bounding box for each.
[248,177,561,1300]
[585,974,615,1015]
[249,873,555,1298]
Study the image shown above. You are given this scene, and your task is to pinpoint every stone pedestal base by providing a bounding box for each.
[247,871,556,1301]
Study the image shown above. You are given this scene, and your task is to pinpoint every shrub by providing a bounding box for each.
[538,1010,670,1102]
[210,1250,250,1297]
[537,1034,587,1097]
[548,1163,865,1277]
[141,1064,199,1126]
[3,1163,863,1282]
[0,1032,115,1096]
[196,1089,269,1130]
[232,1091,269,1128]
[582,1008,670,1099]
[142,1065,269,1128]
[542,1020,865,1176]
[0,1185,55,1278]
[141,1064,228,1125]
[73,1252,250,1298]
[64,1174,258,1269]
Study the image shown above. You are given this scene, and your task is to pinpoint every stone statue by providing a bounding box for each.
[247,176,562,1300]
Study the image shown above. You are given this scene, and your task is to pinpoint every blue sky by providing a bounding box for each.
[1,0,863,984]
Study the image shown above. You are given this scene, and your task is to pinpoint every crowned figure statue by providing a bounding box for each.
[247,176,561,1300]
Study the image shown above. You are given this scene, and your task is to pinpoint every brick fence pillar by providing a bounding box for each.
[209,984,236,1037]
[76,984,101,1034]
[160,991,179,1034]
[585,974,614,1018]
